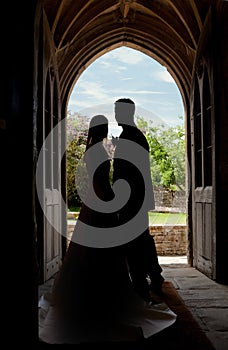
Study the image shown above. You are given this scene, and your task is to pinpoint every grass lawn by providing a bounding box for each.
[69,206,81,212]
[149,211,186,225]
[68,207,186,225]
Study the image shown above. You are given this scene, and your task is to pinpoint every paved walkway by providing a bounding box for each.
[39,256,228,350]
[158,256,228,350]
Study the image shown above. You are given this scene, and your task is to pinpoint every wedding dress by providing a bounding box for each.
[39,141,176,344]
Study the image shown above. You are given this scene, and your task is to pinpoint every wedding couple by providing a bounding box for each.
[39,98,176,344]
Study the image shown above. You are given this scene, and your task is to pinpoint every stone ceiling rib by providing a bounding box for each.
[190,0,203,31]
[131,1,196,52]
[166,0,197,49]
[41,0,210,113]
[57,0,98,49]
[51,0,64,37]
[59,3,121,52]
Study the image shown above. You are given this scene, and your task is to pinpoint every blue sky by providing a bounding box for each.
[68,47,184,136]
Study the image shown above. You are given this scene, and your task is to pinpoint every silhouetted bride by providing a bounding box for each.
[39,115,176,344]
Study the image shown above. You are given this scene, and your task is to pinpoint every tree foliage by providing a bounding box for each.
[66,111,89,208]
[136,115,185,192]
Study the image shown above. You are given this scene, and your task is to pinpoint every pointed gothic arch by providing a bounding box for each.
[32,0,228,288]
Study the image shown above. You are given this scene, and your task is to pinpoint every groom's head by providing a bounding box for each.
[114,98,135,126]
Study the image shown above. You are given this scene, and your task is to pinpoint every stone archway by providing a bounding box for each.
[35,0,228,285]
[36,0,208,275]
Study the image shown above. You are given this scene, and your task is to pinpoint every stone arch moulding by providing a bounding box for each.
[61,37,190,116]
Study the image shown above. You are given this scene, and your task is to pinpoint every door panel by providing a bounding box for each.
[191,9,216,279]
[36,10,65,284]
[44,189,61,281]
[42,68,62,282]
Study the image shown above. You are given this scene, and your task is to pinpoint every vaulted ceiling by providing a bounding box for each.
[42,0,212,106]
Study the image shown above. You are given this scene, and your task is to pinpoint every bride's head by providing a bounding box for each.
[86,115,108,150]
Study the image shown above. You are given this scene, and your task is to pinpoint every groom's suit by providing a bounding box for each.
[113,125,163,300]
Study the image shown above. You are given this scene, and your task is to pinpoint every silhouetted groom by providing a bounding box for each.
[112,98,164,301]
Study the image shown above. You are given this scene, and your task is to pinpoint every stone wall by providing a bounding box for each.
[154,188,186,212]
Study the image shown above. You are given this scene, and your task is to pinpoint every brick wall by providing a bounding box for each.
[67,222,187,255]
[149,224,187,255]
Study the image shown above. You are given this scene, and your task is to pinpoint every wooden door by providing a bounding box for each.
[42,68,62,281]
[35,8,65,284]
[190,10,216,279]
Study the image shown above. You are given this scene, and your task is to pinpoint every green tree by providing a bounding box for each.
[136,115,185,192]
[156,116,185,191]
[66,111,89,208]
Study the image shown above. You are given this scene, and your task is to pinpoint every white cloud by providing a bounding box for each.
[114,66,127,73]
[75,81,109,99]
[121,77,133,81]
[115,90,167,95]
[155,70,175,83]
[109,47,144,64]
[99,58,112,68]
[69,81,113,109]
[68,99,91,109]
